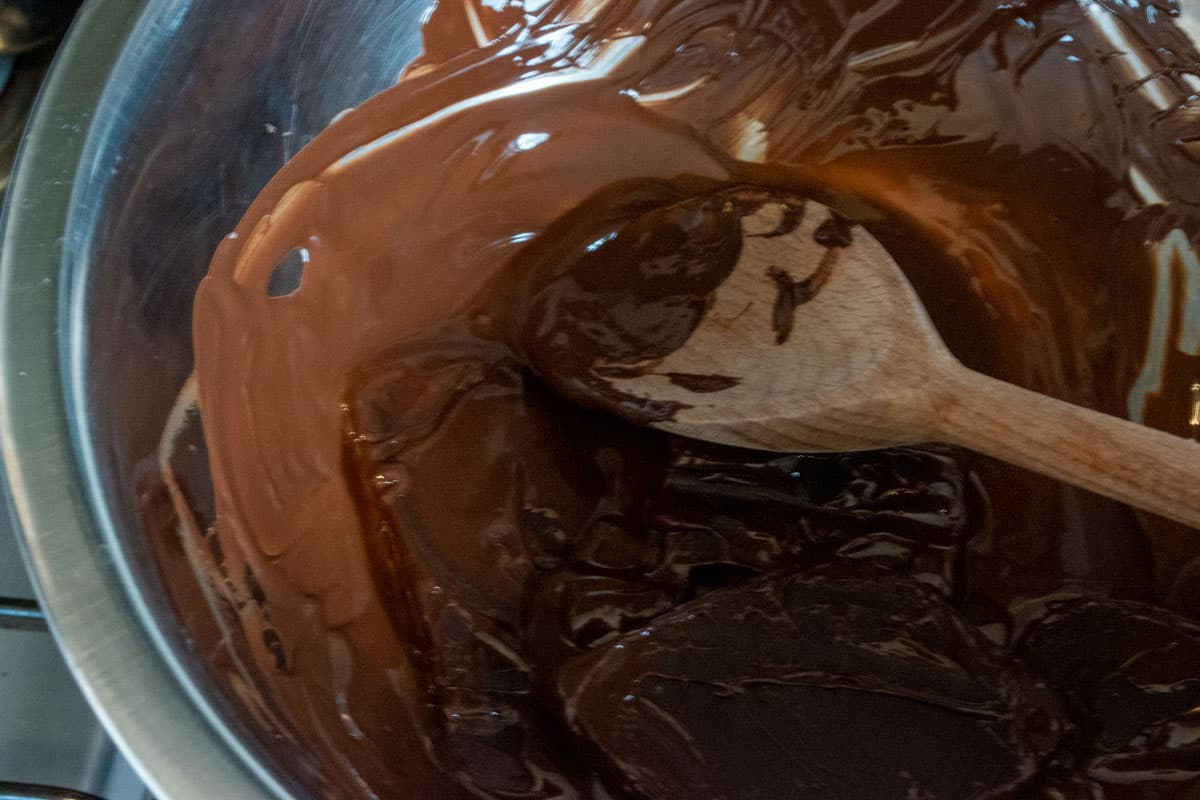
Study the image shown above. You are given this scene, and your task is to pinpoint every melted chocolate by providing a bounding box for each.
[168,0,1200,797]
[662,372,740,392]
[767,250,838,345]
[559,571,1065,799]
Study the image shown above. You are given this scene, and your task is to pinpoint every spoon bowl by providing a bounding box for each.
[599,200,947,451]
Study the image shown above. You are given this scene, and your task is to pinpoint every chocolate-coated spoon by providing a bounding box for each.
[550,199,1200,529]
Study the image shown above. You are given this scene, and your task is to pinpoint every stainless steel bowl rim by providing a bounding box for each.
[0,1,282,797]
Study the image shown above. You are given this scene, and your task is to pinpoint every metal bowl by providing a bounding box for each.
[0,0,430,797]
[4,1,1200,799]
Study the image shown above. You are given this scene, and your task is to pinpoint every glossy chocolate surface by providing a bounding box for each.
[166,1,1200,796]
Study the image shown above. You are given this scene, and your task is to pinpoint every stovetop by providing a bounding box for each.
[2,516,149,800]
[0,4,149,799]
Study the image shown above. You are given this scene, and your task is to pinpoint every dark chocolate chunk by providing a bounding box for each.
[1018,598,1200,794]
[424,600,580,799]
[1018,598,1200,749]
[655,444,973,596]
[559,573,1064,800]
[662,372,741,392]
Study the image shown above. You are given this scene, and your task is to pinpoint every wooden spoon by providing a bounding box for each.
[575,199,1200,529]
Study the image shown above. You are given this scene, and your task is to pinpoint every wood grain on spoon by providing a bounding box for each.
[583,201,1200,530]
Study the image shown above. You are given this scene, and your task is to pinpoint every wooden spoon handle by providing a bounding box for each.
[933,366,1200,529]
